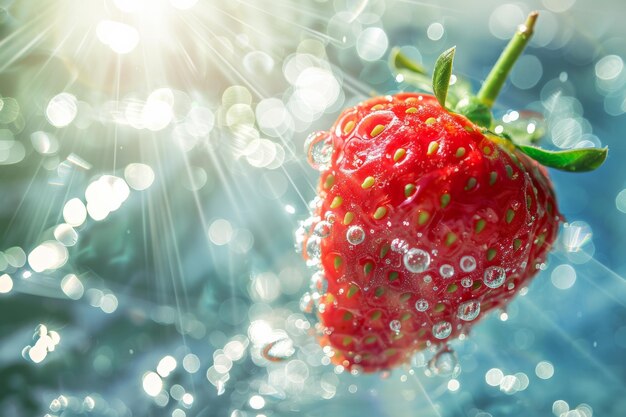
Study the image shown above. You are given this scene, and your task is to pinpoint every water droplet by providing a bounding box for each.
[299,292,314,313]
[432,321,452,339]
[460,277,473,288]
[304,131,333,170]
[325,211,336,224]
[457,300,481,321]
[310,271,328,294]
[415,299,429,312]
[403,248,430,273]
[391,238,409,253]
[459,255,476,272]
[440,264,454,278]
[484,266,506,288]
[346,225,365,245]
[262,337,295,362]
[389,320,401,334]
[427,349,460,377]
[423,275,432,283]
[305,237,322,264]
[313,221,332,238]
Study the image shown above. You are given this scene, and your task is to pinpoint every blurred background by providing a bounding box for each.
[0,0,625,416]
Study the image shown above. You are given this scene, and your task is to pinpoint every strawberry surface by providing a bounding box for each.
[300,92,561,372]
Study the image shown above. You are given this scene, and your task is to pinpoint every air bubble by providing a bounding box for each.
[305,237,322,264]
[484,266,506,288]
[432,321,452,339]
[460,255,477,272]
[389,320,401,334]
[310,271,328,294]
[299,292,314,313]
[457,300,481,321]
[403,248,430,273]
[346,226,365,245]
[313,221,332,238]
[460,277,473,288]
[415,299,429,312]
[390,238,408,253]
[440,264,454,278]
[304,131,333,170]
[427,349,460,377]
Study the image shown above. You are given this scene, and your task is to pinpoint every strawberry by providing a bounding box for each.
[297,12,607,373]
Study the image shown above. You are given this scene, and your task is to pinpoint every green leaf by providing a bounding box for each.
[390,47,427,75]
[454,96,493,128]
[432,46,456,108]
[516,145,608,172]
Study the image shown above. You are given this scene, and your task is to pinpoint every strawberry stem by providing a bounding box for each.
[477,11,538,109]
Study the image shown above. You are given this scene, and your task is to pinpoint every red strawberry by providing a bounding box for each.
[297,12,606,373]
[301,92,559,372]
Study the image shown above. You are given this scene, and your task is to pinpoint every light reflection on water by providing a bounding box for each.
[0,1,625,416]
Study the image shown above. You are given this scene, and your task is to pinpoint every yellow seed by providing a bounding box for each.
[374,287,385,298]
[343,311,353,321]
[425,117,436,125]
[489,171,498,185]
[370,124,385,137]
[379,243,390,258]
[465,177,477,190]
[388,271,399,282]
[342,336,353,346]
[347,284,359,298]
[404,184,416,197]
[364,335,377,344]
[427,141,439,155]
[440,193,451,208]
[475,218,486,233]
[513,239,522,250]
[363,261,374,275]
[324,174,335,189]
[393,148,406,162]
[446,283,458,293]
[434,303,445,312]
[418,211,430,225]
[401,312,411,321]
[405,107,418,114]
[343,120,355,135]
[506,209,515,223]
[334,255,343,270]
[361,176,375,189]
[445,232,457,246]
[330,196,343,208]
[371,104,384,111]
[487,248,497,261]
[483,146,492,155]
[455,147,466,158]
[373,206,387,220]
[343,211,354,225]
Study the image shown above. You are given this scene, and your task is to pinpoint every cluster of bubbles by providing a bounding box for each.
[485,367,531,395]
[552,400,594,417]
[206,335,250,396]
[142,353,202,410]
[22,324,61,364]
[45,393,126,417]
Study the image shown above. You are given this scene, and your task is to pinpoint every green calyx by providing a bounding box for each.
[389,11,607,173]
